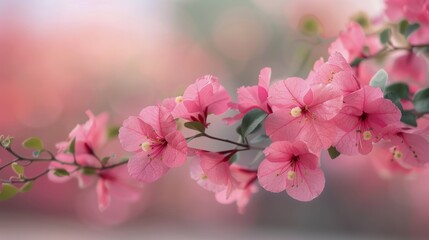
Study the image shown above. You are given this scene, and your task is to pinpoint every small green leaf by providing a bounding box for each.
[370,69,388,89]
[379,28,391,44]
[350,57,364,67]
[401,110,417,127]
[68,138,76,154]
[33,150,41,158]
[82,167,97,175]
[229,153,239,164]
[11,163,24,177]
[399,20,409,35]
[107,126,120,140]
[101,156,110,165]
[328,146,340,159]
[385,82,409,100]
[250,134,270,144]
[1,136,13,148]
[22,137,44,151]
[20,181,33,193]
[0,184,19,200]
[240,109,268,137]
[405,23,420,38]
[413,87,429,114]
[184,121,205,133]
[53,168,70,177]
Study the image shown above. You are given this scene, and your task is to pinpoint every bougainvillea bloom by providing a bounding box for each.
[190,152,258,213]
[381,125,429,168]
[307,52,360,94]
[258,141,325,201]
[266,77,342,152]
[48,110,108,186]
[119,105,187,183]
[96,165,141,212]
[388,52,428,90]
[173,75,231,127]
[334,86,401,155]
[225,67,272,124]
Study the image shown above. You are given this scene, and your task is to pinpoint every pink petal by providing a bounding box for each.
[199,152,230,186]
[128,151,169,183]
[96,179,110,212]
[119,116,153,152]
[286,168,325,202]
[257,159,288,193]
[268,77,309,111]
[162,131,187,168]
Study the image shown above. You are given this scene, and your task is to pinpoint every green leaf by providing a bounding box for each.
[385,82,410,100]
[250,134,269,144]
[413,87,429,114]
[22,137,44,151]
[184,121,205,133]
[399,20,409,35]
[401,110,417,127]
[229,152,239,164]
[1,136,13,148]
[328,146,340,159]
[53,168,70,177]
[405,23,420,38]
[0,184,19,200]
[379,28,391,44]
[20,181,33,193]
[68,138,76,154]
[107,126,120,140]
[11,163,24,177]
[82,167,97,175]
[240,109,268,137]
[369,69,388,89]
[33,150,41,158]
[350,57,364,67]
[101,156,110,165]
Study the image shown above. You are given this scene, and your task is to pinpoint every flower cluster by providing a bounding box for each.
[0,0,429,215]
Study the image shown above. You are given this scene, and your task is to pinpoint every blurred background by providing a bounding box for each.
[1,0,428,239]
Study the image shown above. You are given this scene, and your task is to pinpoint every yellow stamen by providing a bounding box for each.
[393,150,403,160]
[200,174,208,180]
[287,170,297,180]
[175,96,183,103]
[141,141,151,152]
[290,107,302,117]
[363,131,372,141]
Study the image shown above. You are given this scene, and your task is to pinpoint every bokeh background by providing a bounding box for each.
[1,0,428,239]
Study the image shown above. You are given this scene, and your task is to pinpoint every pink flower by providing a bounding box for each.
[190,152,258,213]
[215,164,258,214]
[257,141,325,201]
[225,67,272,124]
[119,105,187,183]
[266,77,343,152]
[328,22,366,62]
[381,125,429,168]
[333,86,401,155]
[388,52,428,90]
[96,165,141,212]
[307,52,361,94]
[48,111,108,186]
[370,142,418,179]
[173,75,231,127]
